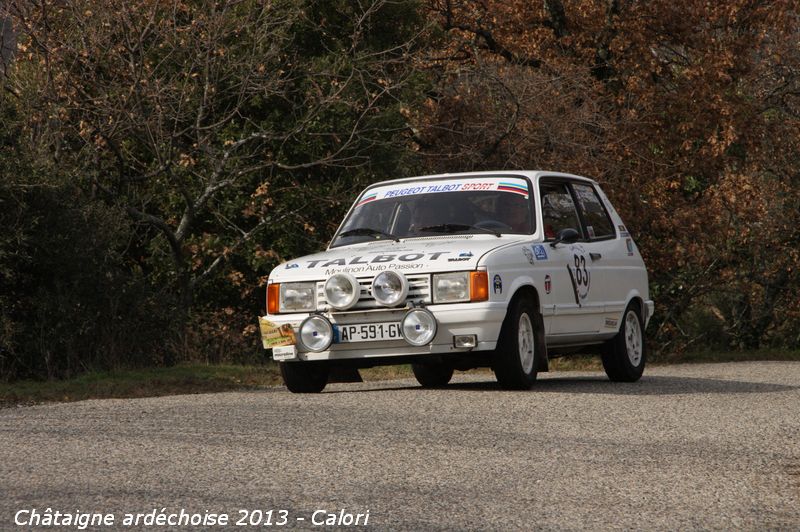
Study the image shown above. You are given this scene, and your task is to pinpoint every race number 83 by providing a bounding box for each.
[573,252,590,299]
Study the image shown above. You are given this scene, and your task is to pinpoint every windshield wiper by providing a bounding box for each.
[338,227,400,242]
[418,223,501,237]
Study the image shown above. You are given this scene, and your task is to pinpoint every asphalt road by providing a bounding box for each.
[2,362,799,531]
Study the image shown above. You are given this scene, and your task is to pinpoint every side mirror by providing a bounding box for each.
[550,227,580,248]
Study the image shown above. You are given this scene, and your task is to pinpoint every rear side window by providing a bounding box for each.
[540,183,582,240]
[572,183,615,239]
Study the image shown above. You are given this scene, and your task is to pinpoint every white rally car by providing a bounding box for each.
[259,171,654,393]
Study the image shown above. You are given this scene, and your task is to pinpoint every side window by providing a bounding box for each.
[572,183,615,239]
[540,182,582,240]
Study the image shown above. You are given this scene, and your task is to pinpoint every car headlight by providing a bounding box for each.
[299,315,333,352]
[433,272,470,303]
[432,271,489,303]
[324,273,360,310]
[279,282,316,312]
[401,308,437,346]
[372,271,408,307]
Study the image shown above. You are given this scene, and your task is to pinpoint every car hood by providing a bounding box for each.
[269,236,525,282]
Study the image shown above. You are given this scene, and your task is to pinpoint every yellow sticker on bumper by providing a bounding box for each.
[258,317,296,348]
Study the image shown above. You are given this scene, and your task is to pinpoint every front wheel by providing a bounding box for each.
[412,361,454,388]
[602,302,646,382]
[493,297,543,390]
[280,361,329,393]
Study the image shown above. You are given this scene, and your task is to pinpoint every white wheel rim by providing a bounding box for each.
[625,310,643,367]
[518,313,535,374]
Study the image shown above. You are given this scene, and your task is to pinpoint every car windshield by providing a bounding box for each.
[331,176,534,248]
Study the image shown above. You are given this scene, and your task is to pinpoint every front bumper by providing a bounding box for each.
[261,302,508,361]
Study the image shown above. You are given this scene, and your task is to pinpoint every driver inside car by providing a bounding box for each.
[409,196,474,234]
[496,193,531,233]
[409,198,440,233]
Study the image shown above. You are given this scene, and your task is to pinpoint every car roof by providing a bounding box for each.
[366,170,597,189]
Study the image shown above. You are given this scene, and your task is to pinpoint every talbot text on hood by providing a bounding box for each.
[304,251,450,269]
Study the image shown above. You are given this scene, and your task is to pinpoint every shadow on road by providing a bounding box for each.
[522,375,796,395]
[331,374,798,396]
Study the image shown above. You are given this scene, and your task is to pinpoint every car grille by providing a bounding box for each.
[316,274,431,311]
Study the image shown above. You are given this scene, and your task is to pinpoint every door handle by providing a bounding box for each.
[590,252,602,261]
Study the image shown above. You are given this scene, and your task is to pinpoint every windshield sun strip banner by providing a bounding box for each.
[355,177,529,205]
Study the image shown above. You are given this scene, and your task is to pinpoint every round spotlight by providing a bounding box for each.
[299,315,334,352]
[372,271,408,307]
[324,273,360,310]
[401,308,437,346]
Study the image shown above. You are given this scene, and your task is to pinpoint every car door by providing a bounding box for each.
[590,183,646,329]
[538,180,603,338]
[569,181,622,333]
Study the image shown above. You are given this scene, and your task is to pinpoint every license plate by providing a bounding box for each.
[335,322,402,343]
[272,345,298,361]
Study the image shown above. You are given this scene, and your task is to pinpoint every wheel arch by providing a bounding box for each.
[611,292,645,334]
[508,283,541,310]
[627,294,644,314]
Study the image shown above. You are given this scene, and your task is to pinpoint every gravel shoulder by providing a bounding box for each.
[2,362,799,530]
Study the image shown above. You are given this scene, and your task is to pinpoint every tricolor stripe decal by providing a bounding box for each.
[356,193,378,207]
[497,181,529,196]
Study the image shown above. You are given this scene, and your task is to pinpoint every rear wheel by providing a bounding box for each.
[602,302,646,382]
[412,361,454,388]
[280,361,329,393]
[493,297,543,390]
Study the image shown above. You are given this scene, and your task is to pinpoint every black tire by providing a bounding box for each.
[602,302,646,382]
[493,296,544,390]
[280,361,329,393]
[412,361,454,388]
